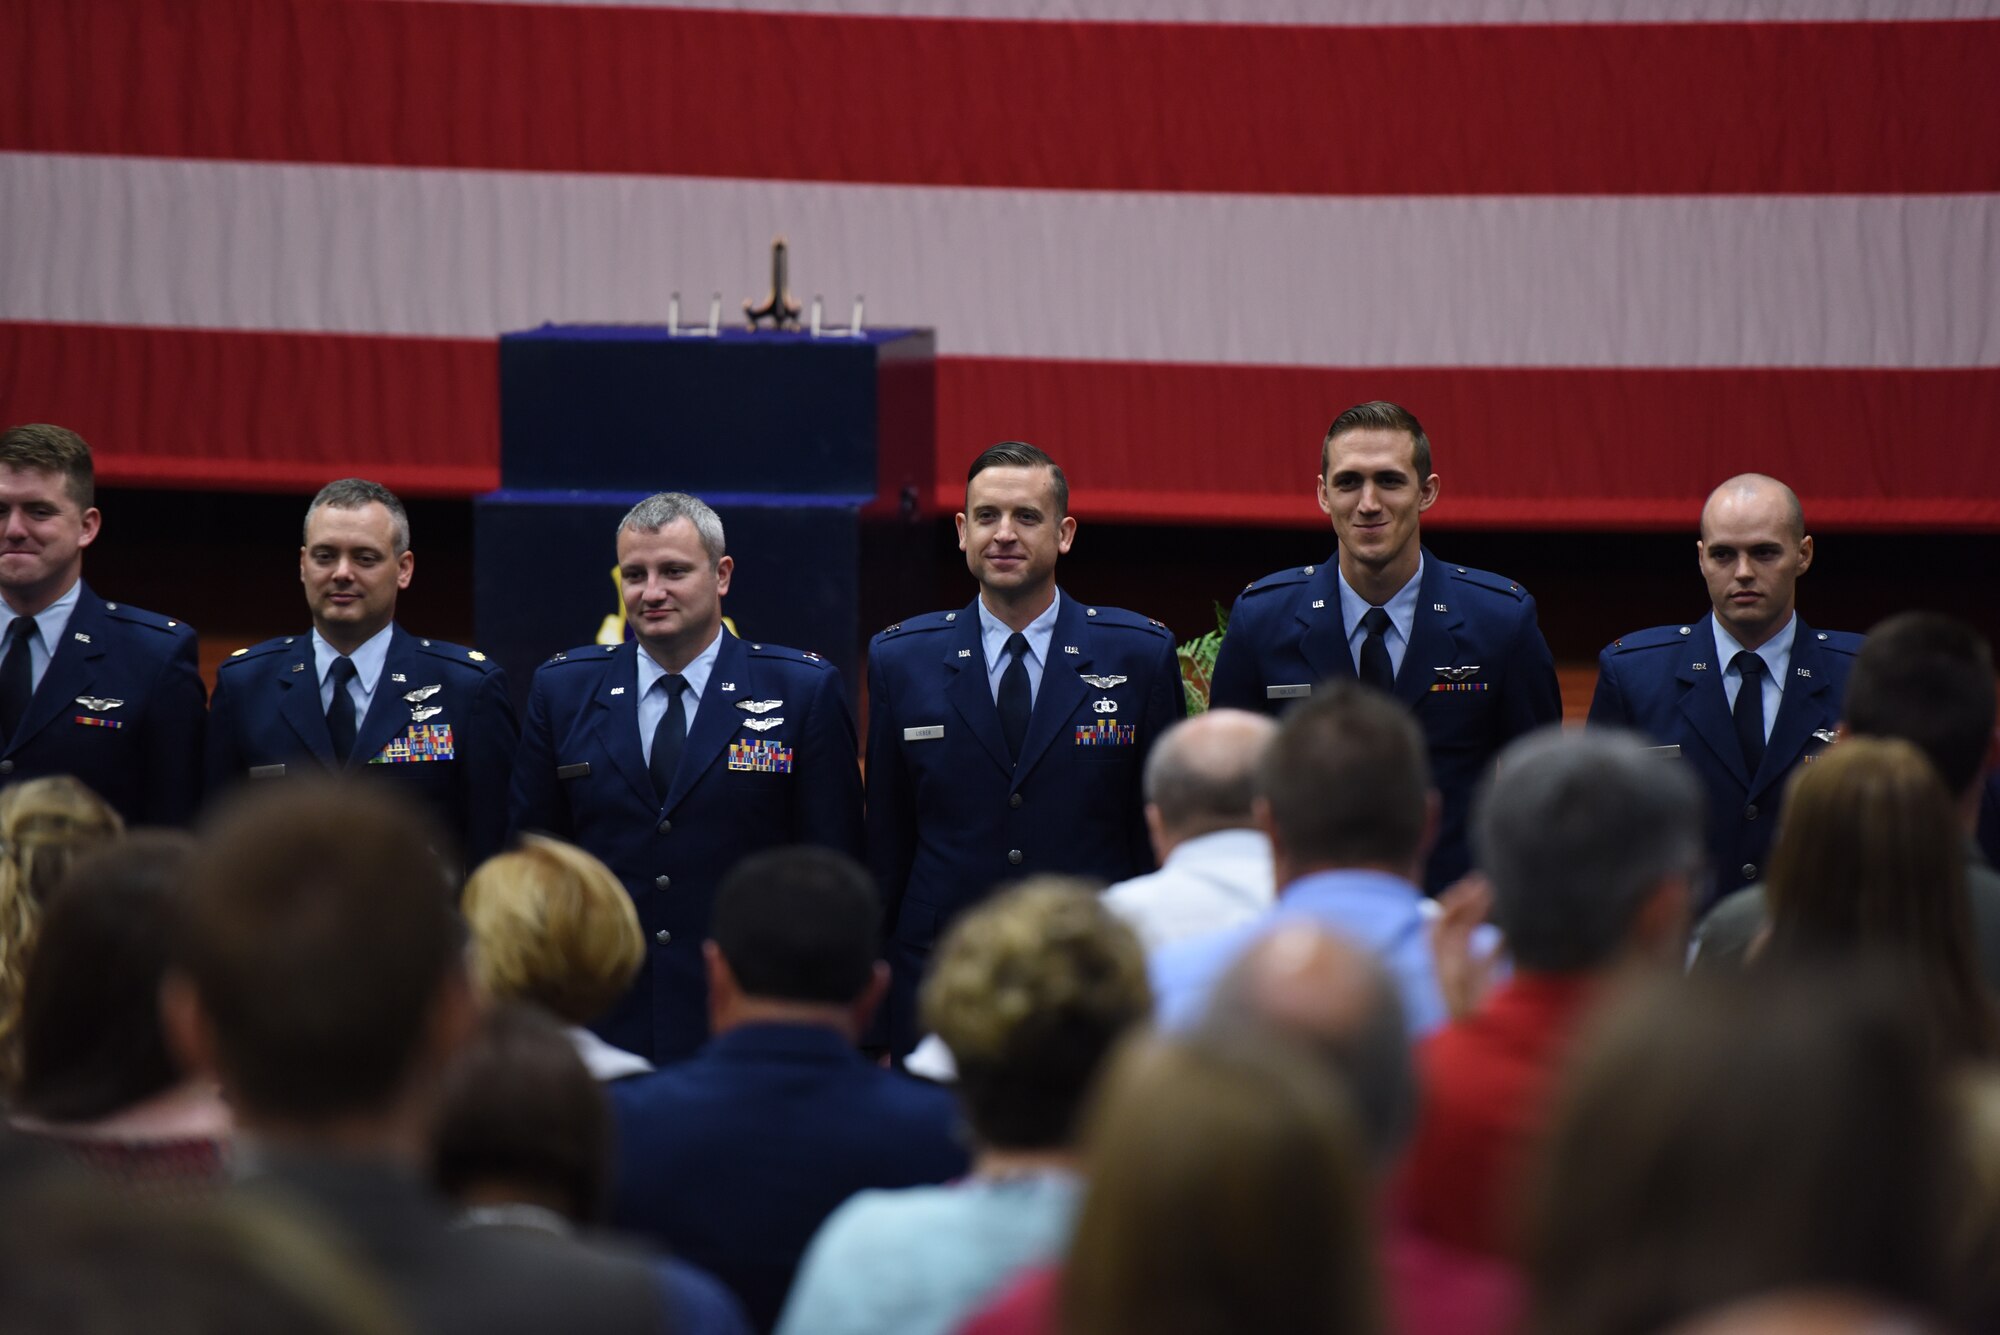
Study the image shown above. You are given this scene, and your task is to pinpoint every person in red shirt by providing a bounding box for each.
[1396,727,1705,1261]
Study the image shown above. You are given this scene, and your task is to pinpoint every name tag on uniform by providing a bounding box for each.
[1644,745,1682,759]
[557,762,592,780]
[249,764,287,779]
[1266,684,1311,700]
[904,726,945,741]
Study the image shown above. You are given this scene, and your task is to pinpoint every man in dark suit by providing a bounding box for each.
[206,478,517,868]
[866,441,1184,1053]
[1209,401,1561,893]
[1693,612,2000,982]
[0,424,205,825]
[1590,474,1861,909]
[163,780,663,1335]
[610,847,967,1331]
[509,492,864,1064]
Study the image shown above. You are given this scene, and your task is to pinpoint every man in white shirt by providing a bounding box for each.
[1102,708,1276,951]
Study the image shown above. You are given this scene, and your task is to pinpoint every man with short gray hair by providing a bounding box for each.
[1101,709,1277,950]
[1397,726,1705,1260]
[510,491,864,1064]
[208,477,518,864]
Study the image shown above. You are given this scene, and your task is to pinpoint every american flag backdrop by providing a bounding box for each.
[2,0,1997,529]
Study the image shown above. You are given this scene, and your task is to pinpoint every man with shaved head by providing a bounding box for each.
[1588,474,1861,910]
[1100,708,1278,950]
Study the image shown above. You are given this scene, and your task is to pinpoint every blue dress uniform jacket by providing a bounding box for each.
[609,1023,969,1331]
[206,624,518,867]
[1208,551,1561,893]
[0,584,205,826]
[865,594,1184,1051]
[1588,613,1861,910]
[508,635,864,1064]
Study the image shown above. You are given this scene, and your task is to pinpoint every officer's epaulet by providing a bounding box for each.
[746,640,835,670]
[1808,628,1866,657]
[99,600,190,636]
[1445,565,1531,602]
[415,637,500,672]
[543,643,616,668]
[1236,565,1317,599]
[219,635,302,668]
[1604,624,1695,655]
[873,610,959,642]
[1079,604,1175,639]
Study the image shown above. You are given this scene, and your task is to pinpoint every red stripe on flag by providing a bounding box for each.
[0,322,499,496]
[4,1,1996,194]
[7,322,2000,529]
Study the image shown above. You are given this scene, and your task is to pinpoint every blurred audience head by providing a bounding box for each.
[12,832,197,1123]
[1476,726,1707,973]
[1257,681,1433,886]
[1762,736,1998,1063]
[1060,1032,1378,1335]
[169,780,471,1135]
[0,776,125,1082]
[1201,923,1415,1173]
[1142,709,1277,858]
[1524,970,1955,1335]
[463,835,643,1027]
[1843,612,1997,801]
[432,1002,610,1225]
[922,878,1150,1153]
[707,846,885,1038]
[0,1172,408,1335]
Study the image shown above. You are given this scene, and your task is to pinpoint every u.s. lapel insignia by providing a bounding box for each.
[1693,661,1709,671]
[403,684,442,704]
[718,681,737,692]
[741,717,784,732]
[1433,666,1481,682]
[391,673,407,683]
[1062,645,1080,655]
[1079,674,1128,690]
[1433,604,1448,613]
[609,686,625,696]
[291,663,306,673]
[737,699,783,715]
[411,705,444,723]
[1796,667,1812,679]
[72,632,90,644]
[958,649,973,659]
[74,696,124,712]
[1311,599,1325,609]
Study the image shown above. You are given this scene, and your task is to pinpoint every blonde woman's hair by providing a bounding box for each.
[0,776,126,1084]
[461,835,644,1025]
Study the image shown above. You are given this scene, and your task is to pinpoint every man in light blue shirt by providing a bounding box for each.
[1152,680,1447,1038]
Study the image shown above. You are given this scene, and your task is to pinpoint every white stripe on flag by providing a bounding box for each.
[3,152,1994,369]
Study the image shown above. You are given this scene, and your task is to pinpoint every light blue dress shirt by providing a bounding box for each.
[1150,867,1446,1037]
[1712,613,1794,744]
[1337,556,1424,681]
[312,624,392,721]
[977,590,1060,706]
[0,578,81,694]
[638,629,724,767]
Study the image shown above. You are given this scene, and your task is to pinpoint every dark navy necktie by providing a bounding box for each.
[650,674,688,801]
[1358,607,1395,692]
[998,633,1031,764]
[326,656,359,764]
[0,618,35,743]
[1732,651,1767,774]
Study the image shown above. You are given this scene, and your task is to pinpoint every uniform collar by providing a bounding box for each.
[312,623,394,694]
[0,576,81,648]
[977,588,1061,675]
[1336,554,1424,646]
[637,625,724,702]
[1711,612,1796,683]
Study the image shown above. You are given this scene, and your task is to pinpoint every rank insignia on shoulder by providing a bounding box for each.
[468,650,487,662]
[230,647,249,657]
[741,717,784,732]
[404,684,442,704]
[737,699,783,714]
[74,696,123,712]
[1079,674,1127,689]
